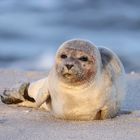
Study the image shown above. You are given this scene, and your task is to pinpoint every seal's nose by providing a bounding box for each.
[65,64,74,70]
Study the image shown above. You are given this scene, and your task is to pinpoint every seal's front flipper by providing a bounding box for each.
[36,90,50,108]
[26,77,51,110]
[0,94,23,104]
[0,82,33,104]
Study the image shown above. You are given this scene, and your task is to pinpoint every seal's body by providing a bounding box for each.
[1,39,126,120]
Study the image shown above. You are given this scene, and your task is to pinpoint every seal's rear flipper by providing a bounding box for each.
[0,82,35,104]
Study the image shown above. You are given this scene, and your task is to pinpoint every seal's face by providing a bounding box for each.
[55,40,98,85]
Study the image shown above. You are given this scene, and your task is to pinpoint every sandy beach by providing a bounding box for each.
[0,69,140,140]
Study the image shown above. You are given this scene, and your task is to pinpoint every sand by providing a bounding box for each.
[0,69,140,140]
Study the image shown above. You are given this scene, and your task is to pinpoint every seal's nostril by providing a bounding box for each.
[65,64,73,70]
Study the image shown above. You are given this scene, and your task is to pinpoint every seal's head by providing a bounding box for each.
[55,39,101,86]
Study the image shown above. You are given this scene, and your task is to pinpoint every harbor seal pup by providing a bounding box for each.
[1,39,126,120]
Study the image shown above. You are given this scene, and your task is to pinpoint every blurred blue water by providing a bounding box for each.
[0,0,140,72]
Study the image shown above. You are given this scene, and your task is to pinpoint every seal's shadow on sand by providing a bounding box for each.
[118,110,132,116]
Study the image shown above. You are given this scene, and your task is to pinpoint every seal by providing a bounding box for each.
[1,39,126,120]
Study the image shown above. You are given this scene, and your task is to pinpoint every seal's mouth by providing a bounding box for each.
[63,73,73,78]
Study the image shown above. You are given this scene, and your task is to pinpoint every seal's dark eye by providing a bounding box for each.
[79,56,88,62]
[61,54,67,59]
